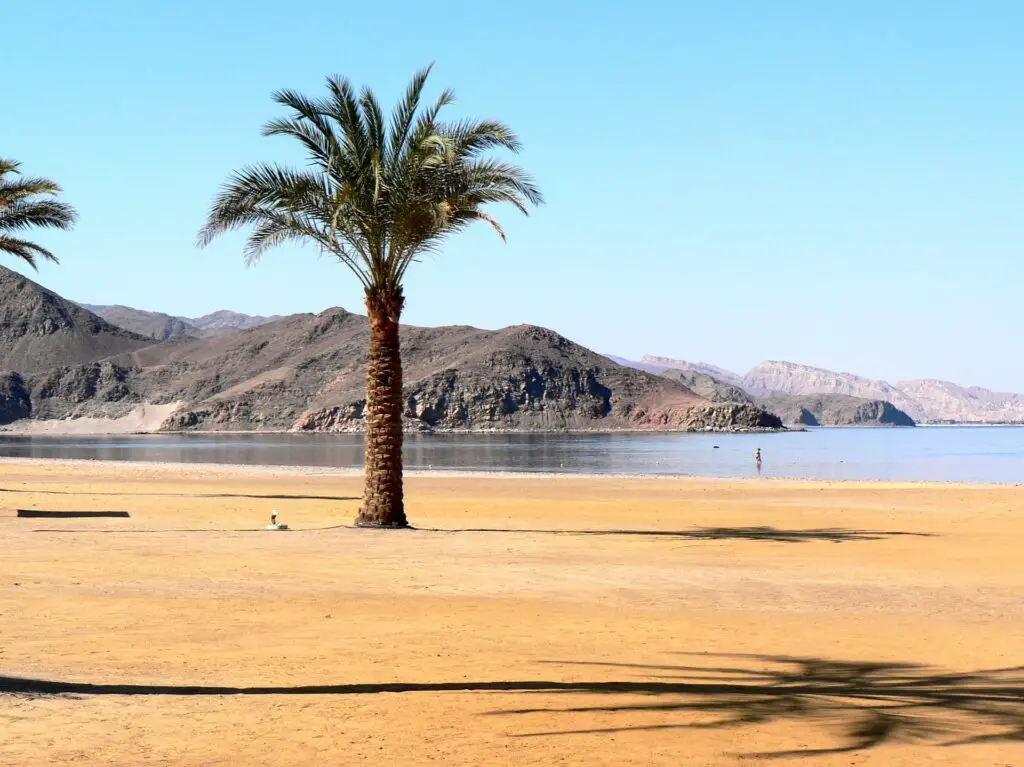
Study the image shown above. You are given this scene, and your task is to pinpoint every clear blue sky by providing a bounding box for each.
[5,1,1022,390]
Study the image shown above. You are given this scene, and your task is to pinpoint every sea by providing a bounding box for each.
[0,426,1021,484]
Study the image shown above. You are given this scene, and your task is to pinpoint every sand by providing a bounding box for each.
[0,403,183,435]
[1,459,1022,766]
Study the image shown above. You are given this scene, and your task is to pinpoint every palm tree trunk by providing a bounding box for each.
[356,287,408,528]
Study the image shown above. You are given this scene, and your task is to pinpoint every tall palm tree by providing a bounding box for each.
[0,159,78,267]
[198,66,542,527]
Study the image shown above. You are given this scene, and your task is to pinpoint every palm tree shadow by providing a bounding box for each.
[489,653,1024,757]
[421,526,934,543]
[2,654,1019,757]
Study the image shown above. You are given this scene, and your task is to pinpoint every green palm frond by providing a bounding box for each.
[0,237,59,268]
[198,67,543,294]
[0,158,78,268]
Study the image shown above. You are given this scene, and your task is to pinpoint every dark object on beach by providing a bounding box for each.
[16,510,130,518]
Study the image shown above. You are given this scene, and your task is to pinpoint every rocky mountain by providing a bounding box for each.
[743,361,1024,424]
[742,361,922,415]
[612,355,915,426]
[894,379,1024,424]
[82,304,280,340]
[0,291,782,432]
[755,394,916,427]
[0,267,154,374]
[619,354,1022,424]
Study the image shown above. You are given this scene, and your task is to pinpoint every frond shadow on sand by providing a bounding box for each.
[2,653,1020,757]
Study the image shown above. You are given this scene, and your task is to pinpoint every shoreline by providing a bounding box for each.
[0,424,797,436]
[2,422,1021,438]
[0,455,1016,488]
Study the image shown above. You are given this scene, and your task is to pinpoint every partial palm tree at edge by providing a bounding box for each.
[0,159,78,268]
[197,66,543,527]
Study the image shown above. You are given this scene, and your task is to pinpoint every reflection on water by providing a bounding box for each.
[0,427,1021,484]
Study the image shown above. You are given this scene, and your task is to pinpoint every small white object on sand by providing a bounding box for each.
[265,509,289,530]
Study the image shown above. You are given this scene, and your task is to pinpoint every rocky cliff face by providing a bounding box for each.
[0,372,32,424]
[28,361,142,420]
[755,394,915,426]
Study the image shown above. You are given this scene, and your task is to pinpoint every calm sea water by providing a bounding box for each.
[0,427,1021,484]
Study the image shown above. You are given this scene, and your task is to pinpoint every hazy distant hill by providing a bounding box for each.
[894,378,1024,424]
[755,394,916,427]
[0,267,153,373]
[742,361,922,415]
[79,304,200,341]
[657,368,754,404]
[640,355,746,387]
[618,355,1022,424]
[81,304,280,340]
[743,361,1024,424]
[189,310,282,335]
[612,355,915,426]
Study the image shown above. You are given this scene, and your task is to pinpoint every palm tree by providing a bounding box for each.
[0,159,78,267]
[198,66,542,527]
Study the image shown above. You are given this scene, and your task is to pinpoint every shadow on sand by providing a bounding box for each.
[3,653,1020,756]
[20,524,934,543]
[0,487,358,502]
[421,526,933,543]
[15,510,130,519]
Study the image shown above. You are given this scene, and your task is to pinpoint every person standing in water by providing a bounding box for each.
[754,448,762,474]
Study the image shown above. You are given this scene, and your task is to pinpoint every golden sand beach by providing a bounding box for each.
[1,459,1022,765]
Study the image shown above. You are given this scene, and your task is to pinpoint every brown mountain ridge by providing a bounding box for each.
[0,266,152,373]
[0,269,781,433]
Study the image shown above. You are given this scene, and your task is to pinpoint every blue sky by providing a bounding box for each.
[5,1,1023,390]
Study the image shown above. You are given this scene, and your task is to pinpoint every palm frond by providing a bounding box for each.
[0,158,22,178]
[0,177,66,207]
[0,160,76,265]
[444,118,522,156]
[324,75,370,161]
[0,236,59,269]
[387,64,433,168]
[0,200,77,231]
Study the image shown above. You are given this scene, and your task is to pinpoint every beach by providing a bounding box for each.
[1,459,1022,765]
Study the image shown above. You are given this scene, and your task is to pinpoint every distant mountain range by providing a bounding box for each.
[617,359,914,426]
[79,304,280,340]
[613,355,1024,424]
[3,265,1017,432]
[0,267,779,433]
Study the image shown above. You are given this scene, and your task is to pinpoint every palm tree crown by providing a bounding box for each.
[197,65,542,307]
[0,159,78,268]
